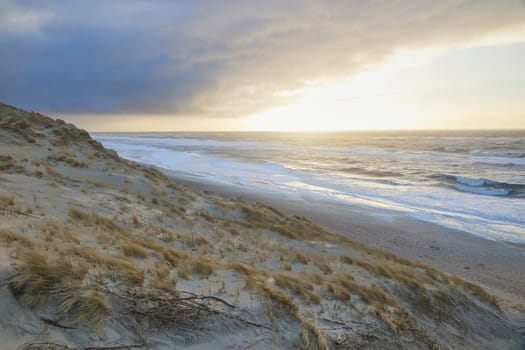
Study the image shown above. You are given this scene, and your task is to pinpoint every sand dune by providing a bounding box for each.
[0,102,524,349]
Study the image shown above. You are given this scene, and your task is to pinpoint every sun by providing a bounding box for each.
[245,69,422,131]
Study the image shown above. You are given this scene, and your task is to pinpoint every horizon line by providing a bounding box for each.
[90,128,525,133]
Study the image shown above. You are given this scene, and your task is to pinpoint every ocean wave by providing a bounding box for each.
[430,174,525,197]
[439,146,466,153]
[96,133,525,243]
[472,161,524,168]
[470,150,525,158]
[339,166,402,178]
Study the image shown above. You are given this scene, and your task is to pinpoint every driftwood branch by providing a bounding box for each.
[97,287,271,331]
[179,290,236,308]
[40,317,77,330]
[236,318,273,330]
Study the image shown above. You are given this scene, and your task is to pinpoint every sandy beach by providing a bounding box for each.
[1,104,524,349]
[170,173,525,311]
[3,1,525,348]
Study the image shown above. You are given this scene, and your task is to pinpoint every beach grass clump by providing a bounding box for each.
[0,229,34,247]
[10,250,80,306]
[311,257,333,274]
[273,272,320,304]
[101,255,145,285]
[340,249,498,307]
[40,221,80,244]
[149,263,177,291]
[197,209,216,222]
[190,256,215,278]
[176,255,215,279]
[324,283,352,302]
[349,281,397,307]
[339,254,392,278]
[178,232,210,248]
[161,246,190,267]
[61,244,104,265]
[448,275,498,307]
[293,250,310,264]
[120,242,148,259]
[47,152,88,168]
[59,288,112,332]
[259,285,328,350]
[0,193,15,208]
[143,166,169,183]
[68,207,128,235]
[0,154,16,171]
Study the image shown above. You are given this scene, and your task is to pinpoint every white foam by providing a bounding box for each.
[471,150,524,158]
[96,135,525,244]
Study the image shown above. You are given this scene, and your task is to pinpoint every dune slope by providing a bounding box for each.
[0,102,523,349]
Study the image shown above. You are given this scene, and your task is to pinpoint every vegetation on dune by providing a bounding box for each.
[0,229,34,248]
[58,288,112,332]
[0,103,509,349]
[120,242,149,259]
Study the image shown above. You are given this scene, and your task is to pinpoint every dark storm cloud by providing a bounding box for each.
[0,0,524,116]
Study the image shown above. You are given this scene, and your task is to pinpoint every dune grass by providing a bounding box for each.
[273,272,320,304]
[10,250,74,307]
[59,288,112,332]
[68,207,129,235]
[0,229,34,247]
[260,285,329,350]
[120,242,149,259]
[0,193,15,208]
[101,255,144,285]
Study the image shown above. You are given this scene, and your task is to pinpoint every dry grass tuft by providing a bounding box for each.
[260,285,328,350]
[176,255,216,279]
[40,221,80,243]
[59,288,112,332]
[273,272,320,304]
[449,275,498,307]
[68,207,128,235]
[300,317,330,350]
[10,250,80,306]
[293,251,310,264]
[101,255,145,285]
[312,257,333,274]
[324,283,352,302]
[0,229,34,247]
[149,263,177,291]
[10,249,112,332]
[0,193,15,208]
[61,244,104,265]
[161,246,190,267]
[120,242,148,259]
[189,256,215,278]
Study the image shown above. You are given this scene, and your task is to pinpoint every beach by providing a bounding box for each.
[1,104,524,349]
[170,172,525,311]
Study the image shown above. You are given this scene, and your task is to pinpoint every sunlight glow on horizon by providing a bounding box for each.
[99,39,525,133]
[66,40,525,133]
[245,41,525,132]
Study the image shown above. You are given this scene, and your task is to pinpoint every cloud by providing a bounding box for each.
[0,0,524,117]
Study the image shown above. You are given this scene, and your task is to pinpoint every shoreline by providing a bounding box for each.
[3,103,524,349]
[167,170,525,310]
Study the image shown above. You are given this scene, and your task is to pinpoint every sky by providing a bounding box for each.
[0,0,524,131]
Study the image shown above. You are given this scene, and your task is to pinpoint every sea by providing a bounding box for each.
[94,131,525,244]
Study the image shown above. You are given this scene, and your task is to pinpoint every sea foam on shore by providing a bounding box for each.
[95,131,525,243]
